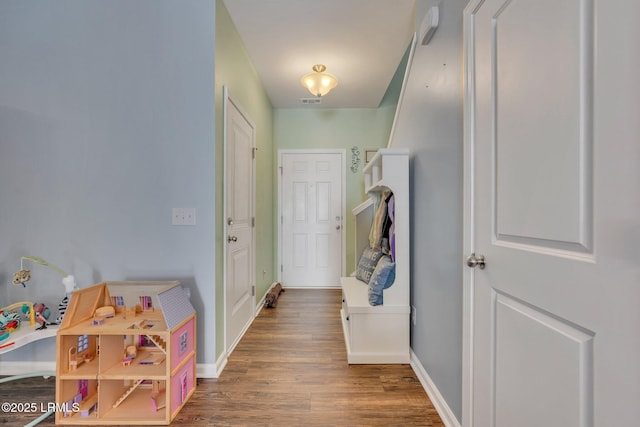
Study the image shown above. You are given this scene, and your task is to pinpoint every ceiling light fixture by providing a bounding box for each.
[300,64,338,97]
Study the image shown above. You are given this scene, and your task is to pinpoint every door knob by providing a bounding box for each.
[336,225,341,230]
[466,253,486,269]
[227,235,238,243]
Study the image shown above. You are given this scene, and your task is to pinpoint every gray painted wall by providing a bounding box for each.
[391,0,466,420]
[0,0,216,364]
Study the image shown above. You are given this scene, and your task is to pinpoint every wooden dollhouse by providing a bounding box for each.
[55,281,196,425]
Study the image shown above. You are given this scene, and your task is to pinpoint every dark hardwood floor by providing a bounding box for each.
[1,289,444,426]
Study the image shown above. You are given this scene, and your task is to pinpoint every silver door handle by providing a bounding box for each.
[466,253,486,269]
[227,235,238,243]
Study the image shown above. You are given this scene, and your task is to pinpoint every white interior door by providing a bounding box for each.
[225,90,255,352]
[464,1,640,426]
[280,151,344,287]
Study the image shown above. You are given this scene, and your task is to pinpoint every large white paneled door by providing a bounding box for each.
[279,151,345,287]
[225,89,255,352]
[464,1,640,426]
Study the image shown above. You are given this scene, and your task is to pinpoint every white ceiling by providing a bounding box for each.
[223,0,416,108]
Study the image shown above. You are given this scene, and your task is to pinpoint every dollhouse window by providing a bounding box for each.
[110,295,125,310]
[139,296,153,311]
[179,331,188,356]
[77,334,89,353]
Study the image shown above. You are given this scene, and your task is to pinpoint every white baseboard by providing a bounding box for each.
[214,351,228,377]
[196,362,219,379]
[410,349,461,427]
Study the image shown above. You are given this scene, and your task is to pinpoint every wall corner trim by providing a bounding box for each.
[197,362,221,379]
[410,349,461,427]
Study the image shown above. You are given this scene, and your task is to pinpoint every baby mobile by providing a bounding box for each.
[11,256,78,326]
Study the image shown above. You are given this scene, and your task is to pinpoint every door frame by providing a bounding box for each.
[223,86,257,353]
[462,2,479,426]
[277,149,346,286]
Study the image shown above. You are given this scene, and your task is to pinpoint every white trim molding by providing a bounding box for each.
[197,363,219,379]
[462,2,482,425]
[387,32,417,149]
[410,350,461,427]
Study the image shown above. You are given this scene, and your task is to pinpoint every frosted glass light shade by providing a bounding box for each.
[300,64,338,97]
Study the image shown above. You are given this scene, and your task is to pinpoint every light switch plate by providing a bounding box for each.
[172,208,196,226]
[184,208,196,225]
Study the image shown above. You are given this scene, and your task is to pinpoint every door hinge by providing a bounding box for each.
[252,285,255,297]
[281,215,283,224]
[280,264,283,273]
[252,217,255,227]
[252,147,258,159]
[279,166,283,176]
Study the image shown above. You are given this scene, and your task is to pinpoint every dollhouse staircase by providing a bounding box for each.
[113,379,144,408]
[145,335,167,354]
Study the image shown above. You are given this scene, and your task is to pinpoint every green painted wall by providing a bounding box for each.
[274,107,395,272]
[215,0,275,359]
[380,42,412,108]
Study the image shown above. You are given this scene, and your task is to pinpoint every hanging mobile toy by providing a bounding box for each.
[12,256,78,324]
[12,256,69,288]
[12,269,31,287]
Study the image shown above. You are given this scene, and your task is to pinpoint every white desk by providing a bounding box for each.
[0,323,58,426]
[0,323,58,355]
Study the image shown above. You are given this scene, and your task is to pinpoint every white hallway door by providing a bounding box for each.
[225,91,255,352]
[464,1,640,426]
[280,151,344,287]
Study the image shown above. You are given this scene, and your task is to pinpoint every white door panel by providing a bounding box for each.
[280,152,344,287]
[493,292,593,427]
[229,247,250,310]
[465,0,640,426]
[492,0,591,252]
[225,92,255,352]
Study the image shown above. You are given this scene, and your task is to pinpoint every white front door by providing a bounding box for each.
[225,90,255,352]
[464,1,640,426]
[280,151,344,287]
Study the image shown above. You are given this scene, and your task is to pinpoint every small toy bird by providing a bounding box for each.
[33,303,51,330]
